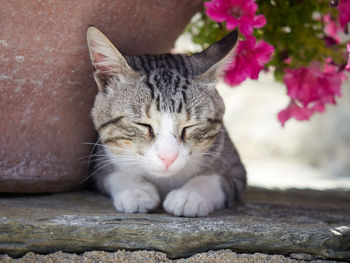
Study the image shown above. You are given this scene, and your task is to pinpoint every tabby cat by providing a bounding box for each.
[86,26,246,217]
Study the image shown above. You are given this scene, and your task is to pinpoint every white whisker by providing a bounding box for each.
[79,159,115,184]
[81,137,103,168]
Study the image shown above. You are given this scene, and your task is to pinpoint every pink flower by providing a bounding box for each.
[205,0,266,36]
[224,35,274,86]
[323,14,341,43]
[278,63,347,126]
[346,42,350,72]
[278,101,317,126]
[284,57,292,65]
[338,0,350,29]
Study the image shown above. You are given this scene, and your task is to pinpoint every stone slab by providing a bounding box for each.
[0,188,349,260]
[0,249,344,263]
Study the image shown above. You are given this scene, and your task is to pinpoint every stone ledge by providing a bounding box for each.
[0,188,349,260]
[0,249,345,263]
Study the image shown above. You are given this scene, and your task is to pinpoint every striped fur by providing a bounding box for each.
[87,27,246,215]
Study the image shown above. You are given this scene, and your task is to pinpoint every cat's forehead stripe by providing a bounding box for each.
[137,56,150,74]
[152,74,162,88]
[126,53,199,117]
[145,77,155,99]
[128,54,193,78]
[166,54,178,72]
[177,101,183,113]
[174,76,181,91]
[176,54,189,78]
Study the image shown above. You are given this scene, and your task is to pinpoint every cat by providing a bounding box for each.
[86,26,246,217]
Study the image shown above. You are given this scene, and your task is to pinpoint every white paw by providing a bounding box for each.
[112,184,160,213]
[163,189,214,217]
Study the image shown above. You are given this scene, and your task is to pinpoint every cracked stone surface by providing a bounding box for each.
[0,188,349,261]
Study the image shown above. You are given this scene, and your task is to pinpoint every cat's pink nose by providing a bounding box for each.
[157,150,179,169]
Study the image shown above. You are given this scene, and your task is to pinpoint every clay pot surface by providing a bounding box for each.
[0,0,202,192]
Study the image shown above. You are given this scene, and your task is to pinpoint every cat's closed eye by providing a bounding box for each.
[134,122,155,139]
[187,123,222,143]
[180,124,197,141]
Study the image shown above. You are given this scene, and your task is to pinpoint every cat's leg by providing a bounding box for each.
[104,172,160,213]
[163,174,225,217]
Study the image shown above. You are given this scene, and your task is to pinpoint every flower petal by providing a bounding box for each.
[338,0,350,29]
[205,0,267,35]
[224,36,274,86]
[281,61,347,125]
[346,42,350,72]
[253,14,267,28]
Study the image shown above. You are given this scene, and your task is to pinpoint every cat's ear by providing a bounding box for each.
[190,30,238,83]
[86,26,140,92]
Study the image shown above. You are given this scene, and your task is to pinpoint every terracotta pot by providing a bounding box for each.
[0,0,203,192]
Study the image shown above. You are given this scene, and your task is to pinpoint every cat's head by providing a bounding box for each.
[87,26,238,177]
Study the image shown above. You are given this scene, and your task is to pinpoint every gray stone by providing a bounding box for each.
[0,188,349,260]
[0,249,344,263]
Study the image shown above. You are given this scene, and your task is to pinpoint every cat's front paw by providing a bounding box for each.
[112,184,160,213]
[163,189,213,217]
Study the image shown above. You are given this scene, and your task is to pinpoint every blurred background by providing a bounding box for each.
[175,33,350,190]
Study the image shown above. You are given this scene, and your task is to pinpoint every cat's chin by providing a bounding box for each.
[146,169,180,178]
